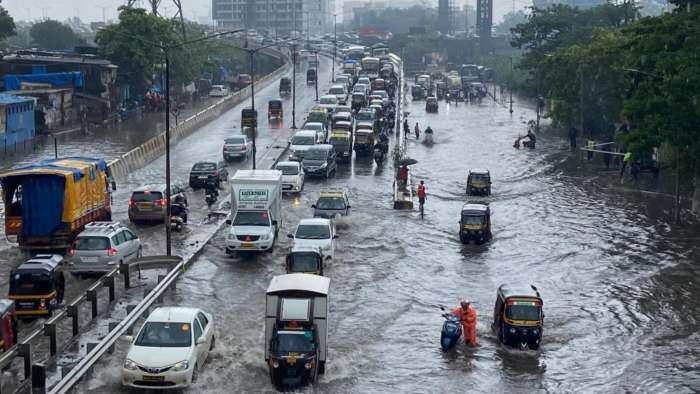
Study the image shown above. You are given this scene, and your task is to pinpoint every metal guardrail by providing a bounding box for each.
[49,256,182,394]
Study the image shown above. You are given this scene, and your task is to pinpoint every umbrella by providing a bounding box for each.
[398,158,418,166]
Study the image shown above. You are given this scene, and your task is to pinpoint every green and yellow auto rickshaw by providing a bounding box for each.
[492,284,544,350]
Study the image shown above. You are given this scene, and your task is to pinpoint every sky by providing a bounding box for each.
[4,0,531,25]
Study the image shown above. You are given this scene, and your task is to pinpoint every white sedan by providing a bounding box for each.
[288,218,337,261]
[275,161,305,193]
[122,307,215,390]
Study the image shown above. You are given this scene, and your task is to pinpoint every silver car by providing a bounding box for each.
[223,136,252,161]
[69,222,142,275]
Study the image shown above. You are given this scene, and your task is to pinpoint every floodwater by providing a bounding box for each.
[77,83,699,392]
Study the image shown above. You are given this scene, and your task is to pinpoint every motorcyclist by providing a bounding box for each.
[451,300,477,347]
[170,201,188,223]
[425,126,433,135]
[204,175,219,201]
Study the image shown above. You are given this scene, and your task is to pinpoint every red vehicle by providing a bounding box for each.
[0,300,17,352]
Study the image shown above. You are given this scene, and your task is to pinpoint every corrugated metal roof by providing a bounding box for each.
[0,93,34,105]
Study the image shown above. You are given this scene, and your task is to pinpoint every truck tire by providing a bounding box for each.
[318,361,326,374]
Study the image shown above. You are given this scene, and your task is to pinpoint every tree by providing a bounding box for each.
[96,7,177,94]
[0,6,16,45]
[30,20,85,50]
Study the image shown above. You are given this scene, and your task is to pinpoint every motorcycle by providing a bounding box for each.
[440,313,462,351]
[204,185,219,208]
[169,203,188,232]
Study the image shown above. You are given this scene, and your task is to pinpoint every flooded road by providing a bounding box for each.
[81,85,698,392]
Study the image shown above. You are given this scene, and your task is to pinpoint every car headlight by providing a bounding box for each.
[319,162,328,168]
[532,329,539,335]
[272,360,279,368]
[509,328,516,334]
[124,359,138,371]
[259,233,270,241]
[172,360,189,371]
[305,361,313,369]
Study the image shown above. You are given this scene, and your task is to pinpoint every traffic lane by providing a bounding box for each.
[65,58,336,393]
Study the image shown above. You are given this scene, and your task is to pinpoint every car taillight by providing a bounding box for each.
[128,199,136,207]
[107,248,118,256]
[213,171,219,177]
[157,199,167,206]
[241,145,246,151]
[68,248,75,256]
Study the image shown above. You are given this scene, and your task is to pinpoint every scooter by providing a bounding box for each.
[373,147,385,165]
[440,313,462,352]
[205,187,218,208]
[169,203,188,232]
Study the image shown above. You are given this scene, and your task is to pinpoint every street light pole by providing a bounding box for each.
[332,14,337,82]
[509,56,513,115]
[292,43,297,128]
[249,50,257,169]
[164,53,172,256]
[314,50,319,101]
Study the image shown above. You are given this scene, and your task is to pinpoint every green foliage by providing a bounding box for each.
[30,20,85,50]
[96,7,176,94]
[0,6,16,45]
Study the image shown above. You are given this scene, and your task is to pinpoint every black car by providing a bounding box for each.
[189,161,228,188]
[302,145,337,179]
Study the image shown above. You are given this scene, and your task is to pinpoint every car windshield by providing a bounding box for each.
[269,101,282,109]
[292,136,315,145]
[275,331,315,353]
[233,211,270,226]
[132,191,163,202]
[193,163,216,171]
[304,149,328,160]
[135,322,192,348]
[75,236,110,251]
[305,124,322,131]
[295,224,330,239]
[335,106,351,113]
[277,165,299,175]
[329,87,344,95]
[316,197,346,210]
[10,272,53,295]
[462,214,484,225]
[505,304,541,321]
[225,137,245,144]
[290,253,320,272]
[471,174,489,181]
[330,139,350,150]
[355,112,373,121]
[320,97,337,104]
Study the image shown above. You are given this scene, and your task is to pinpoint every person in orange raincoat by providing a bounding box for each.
[451,300,477,346]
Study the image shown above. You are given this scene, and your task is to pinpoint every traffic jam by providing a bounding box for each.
[0,42,550,392]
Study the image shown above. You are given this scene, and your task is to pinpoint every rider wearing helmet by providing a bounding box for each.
[451,299,477,346]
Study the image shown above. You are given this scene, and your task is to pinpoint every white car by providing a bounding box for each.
[209,85,229,97]
[318,95,339,112]
[288,218,337,261]
[302,122,328,143]
[289,130,318,161]
[275,161,305,193]
[122,307,215,390]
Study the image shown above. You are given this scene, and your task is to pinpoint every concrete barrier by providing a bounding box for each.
[107,52,291,181]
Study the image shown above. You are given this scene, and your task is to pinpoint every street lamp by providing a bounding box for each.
[112,29,245,256]
[509,56,513,115]
[332,13,337,82]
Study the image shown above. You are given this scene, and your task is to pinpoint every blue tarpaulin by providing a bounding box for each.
[3,72,84,91]
[21,175,65,238]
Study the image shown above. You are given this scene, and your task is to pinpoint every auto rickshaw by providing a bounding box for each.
[492,284,544,350]
[354,127,375,156]
[0,299,17,352]
[458,203,492,244]
[268,99,283,120]
[9,254,65,318]
[306,68,317,85]
[371,78,386,92]
[467,169,491,196]
[279,77,291,96]
[425,96,438,113]
[351,92,366,112]
[285,246,325,275]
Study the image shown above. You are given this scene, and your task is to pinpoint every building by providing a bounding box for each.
[212,0,334,36]
[0,51,118,123]
[0,94,36,153]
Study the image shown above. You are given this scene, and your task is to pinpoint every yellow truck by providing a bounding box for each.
[0,157,114,250]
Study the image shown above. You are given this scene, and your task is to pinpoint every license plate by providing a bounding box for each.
[81,257,98,263]
[18,302,34,308]
[241,242,255,248]
[137,203,152,210]
[198,176,207,179]
[142,375,164,382]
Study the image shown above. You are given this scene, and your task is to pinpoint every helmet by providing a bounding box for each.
[460,300,470,309]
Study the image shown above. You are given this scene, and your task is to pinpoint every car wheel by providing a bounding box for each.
[210,335,216,351]
[191,364,199,383]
